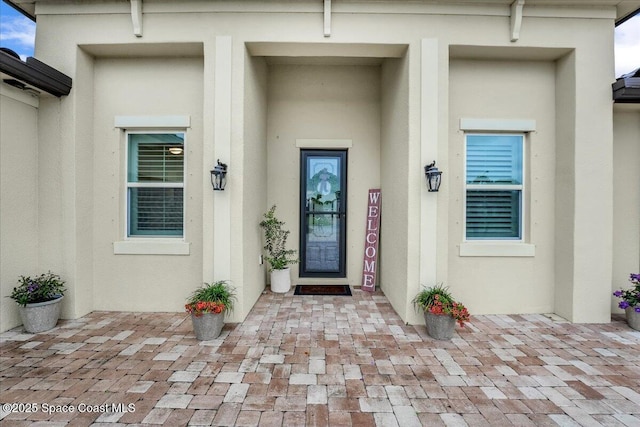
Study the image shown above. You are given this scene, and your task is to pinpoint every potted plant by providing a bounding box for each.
[185,280,236,340]
[9,272,66,333]
[259,205,298,293]
[613,273,640,331]
[412,284,470,340]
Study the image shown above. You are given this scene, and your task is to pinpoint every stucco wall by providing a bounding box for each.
[380,55,412,319]
[552,20,615,323]
[266,63,382,287]
[612,106,640,311]
[2,0,618,328]
[91,56,205,312]
[554,52,577,321]
[241,53,269,319]
[447,59,557,315]
[0,87,40,331]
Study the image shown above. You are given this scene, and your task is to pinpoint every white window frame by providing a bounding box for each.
[124,130,187,239]
[113,116,191,255]
[459,118,535,257]
[463,133,525,242]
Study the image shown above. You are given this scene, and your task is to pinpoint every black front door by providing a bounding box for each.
[300,150,347,277]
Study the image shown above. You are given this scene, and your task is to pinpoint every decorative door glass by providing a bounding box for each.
[300,150,347,277]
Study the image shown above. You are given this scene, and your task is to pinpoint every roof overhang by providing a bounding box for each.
[0,50,72,97]
[4,0,35,21]
[616,4,640,24]
[613,68,640,103]
[4,0,640,23]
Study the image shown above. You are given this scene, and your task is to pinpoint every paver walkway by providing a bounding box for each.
[1,288,639,426]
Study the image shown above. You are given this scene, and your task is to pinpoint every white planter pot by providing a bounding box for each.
[270,268,291,293]
[18,296,64,333]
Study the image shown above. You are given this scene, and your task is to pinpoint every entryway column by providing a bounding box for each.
[212,36,232,281]
[417,38,446,324]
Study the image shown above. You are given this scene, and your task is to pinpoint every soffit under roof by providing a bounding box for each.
[80,42,204,58]
[265,56,384,66]
[247,42,407,60]
[449,45,573,61]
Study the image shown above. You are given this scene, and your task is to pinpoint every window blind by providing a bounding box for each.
[129,188,184,235]
[466,190,521,239]
[466,134,523,240]
[466,135,522,185]
[127,133,184,237]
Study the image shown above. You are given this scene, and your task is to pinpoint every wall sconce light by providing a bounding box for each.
[424,161,442,192]
[210,160,228,191]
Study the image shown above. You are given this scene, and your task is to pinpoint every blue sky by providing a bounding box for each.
[0,1,638,76]
[1,1,34,60]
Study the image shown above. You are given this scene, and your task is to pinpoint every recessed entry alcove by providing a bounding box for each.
[243,42,410,290]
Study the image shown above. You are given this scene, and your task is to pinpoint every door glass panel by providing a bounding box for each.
[300,151,346,277]
[304,214,341,272]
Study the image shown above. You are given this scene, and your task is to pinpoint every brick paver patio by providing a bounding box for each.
[1,289,639,426]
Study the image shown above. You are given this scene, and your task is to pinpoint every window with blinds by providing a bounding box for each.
[465,134,523,240]
[127,133,185,237]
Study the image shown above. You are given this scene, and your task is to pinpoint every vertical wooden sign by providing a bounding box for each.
[361,189,381,292]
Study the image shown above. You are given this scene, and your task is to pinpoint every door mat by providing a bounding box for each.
[294,284,352,296]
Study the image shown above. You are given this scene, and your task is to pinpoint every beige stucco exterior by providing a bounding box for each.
[612,104,640,313]
[0,87,40,332]
[267,63,382,285]
[1,0,639,332]
[447,59,557,316]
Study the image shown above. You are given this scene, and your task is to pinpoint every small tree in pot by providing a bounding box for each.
[185,280,236,340]
[412,284,470,340]
[259,205,298,293]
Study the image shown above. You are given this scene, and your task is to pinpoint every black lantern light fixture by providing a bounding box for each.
[424,161,442,192]
[210,159,228,191]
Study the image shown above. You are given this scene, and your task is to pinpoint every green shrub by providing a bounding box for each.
[10,272,66,307]
[185,280,236,316]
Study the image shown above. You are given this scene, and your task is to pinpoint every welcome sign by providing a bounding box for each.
[361,189,381,292]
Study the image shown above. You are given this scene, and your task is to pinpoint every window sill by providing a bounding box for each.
[113,240,190,255]
[459,242,535,257]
